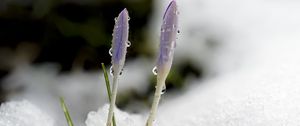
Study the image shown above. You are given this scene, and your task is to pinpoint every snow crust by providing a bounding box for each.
[157,64,300,126]
[85,104,144,126]
[0,100,54,126]
[1,59,151,125]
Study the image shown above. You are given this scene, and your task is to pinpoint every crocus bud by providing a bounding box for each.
[156,0,178,80]
[111,8,130,76]
[147,1,179,126]
[107,8,130,126]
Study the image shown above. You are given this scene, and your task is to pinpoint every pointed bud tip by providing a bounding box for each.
[163,0,178,19]
[120,8,128,15]
[118,8,129,21]
[171,0,176,4]
[168,0,177,11]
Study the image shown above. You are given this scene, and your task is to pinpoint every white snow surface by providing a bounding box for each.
[157,64,300,126]
[0,100,54,126]
[1,59,152,126]
[85,104,144,126]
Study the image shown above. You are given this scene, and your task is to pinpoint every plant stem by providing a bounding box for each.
[106,73,119,126]
[60,97,74,126]
[146,78,165,126]
[101,63,117,126]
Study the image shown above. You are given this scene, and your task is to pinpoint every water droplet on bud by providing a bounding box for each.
[126,41,131,47]
[119,68,123,75]
[110,66,114,76]
[161,85,166,94]
[152,66,157,75]
[109,48,113,56]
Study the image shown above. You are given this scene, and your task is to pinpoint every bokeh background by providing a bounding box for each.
[0,0,203,125]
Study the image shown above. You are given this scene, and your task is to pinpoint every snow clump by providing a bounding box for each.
[0,100,54,126]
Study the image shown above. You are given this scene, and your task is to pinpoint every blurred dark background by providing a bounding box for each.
[0,0,201,108]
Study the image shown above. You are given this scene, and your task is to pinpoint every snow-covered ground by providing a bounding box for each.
[0,100,54,126]
[0,59,152,126]
[2,0,300,125]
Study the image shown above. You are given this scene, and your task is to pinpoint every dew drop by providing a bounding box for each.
[177,30,180,33]
[128,16,130,21]
[161,85,166,94]
[152,66,157,75]
[126,41,131,47]
[119,68,123,75]
[114,17,117,22]
[110,66,114,76]
[109,48,113,56]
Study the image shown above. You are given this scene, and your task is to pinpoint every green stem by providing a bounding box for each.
[146,78,165,126]
[60,97,74,126]
[106,74,119,126]
[101,63,117,126]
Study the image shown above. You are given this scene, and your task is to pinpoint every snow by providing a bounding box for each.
[0,100,54,126]
[1,59,151,125]
[85,104,144,126]
[156,63,300,125]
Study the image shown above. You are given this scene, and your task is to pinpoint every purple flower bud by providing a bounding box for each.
[107,8,130,126]
[156,0,178,79]
[147,2,179,125]
[111,8,130,75]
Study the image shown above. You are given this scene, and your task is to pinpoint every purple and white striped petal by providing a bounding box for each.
[156,0,178,79]
[111,8,130,75]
